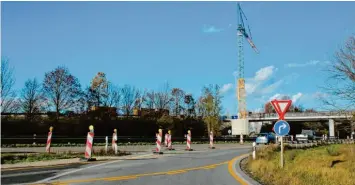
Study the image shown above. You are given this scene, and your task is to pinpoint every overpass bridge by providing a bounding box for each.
[223,111,354,138]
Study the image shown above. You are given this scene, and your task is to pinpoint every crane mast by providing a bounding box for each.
[236,3,259,119]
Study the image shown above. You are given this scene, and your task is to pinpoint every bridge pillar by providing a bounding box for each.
[328,119,335,138]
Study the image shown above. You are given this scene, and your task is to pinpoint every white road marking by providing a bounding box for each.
[34,154,153,184]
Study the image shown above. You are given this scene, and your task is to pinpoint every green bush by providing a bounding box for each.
[326,145,340,156]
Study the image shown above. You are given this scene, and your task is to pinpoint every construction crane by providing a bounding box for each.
[236,3,259,119]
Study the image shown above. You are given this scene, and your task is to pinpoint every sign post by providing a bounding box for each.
[273,120,290,168]
[271,99,292,168]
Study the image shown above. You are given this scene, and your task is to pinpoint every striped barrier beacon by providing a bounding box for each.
[164,133,168,147]
[84,125,95,160]
[167,130,175,150]
[154,129,163,154]
[46,126,53,153]
[209,131,215,149]
[112,129,118,154]
[185,130,193,151]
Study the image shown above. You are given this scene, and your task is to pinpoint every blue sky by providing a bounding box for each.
[2,1,355,114]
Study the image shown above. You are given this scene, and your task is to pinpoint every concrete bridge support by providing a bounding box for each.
[329,119,335,138]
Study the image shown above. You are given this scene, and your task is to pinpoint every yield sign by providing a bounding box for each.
[270,99,292,120]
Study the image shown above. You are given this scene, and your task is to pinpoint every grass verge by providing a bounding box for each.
[1,149,131,164]
[244,144,355,185]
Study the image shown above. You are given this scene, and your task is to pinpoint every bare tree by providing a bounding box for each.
[320,35,355,136]
[121,84,139,116]
[20,78,43,121]
[1,59,18,113]
[322,35,355,110]
[105,82,121,108]
[184,94,196,117]
[155,82,172,110]
[43,66,82,120]
[134,88,146,110]
[145,90,156,109]
[171,88,185,116]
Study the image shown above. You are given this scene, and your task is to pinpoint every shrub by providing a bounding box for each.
[326,145,340,156]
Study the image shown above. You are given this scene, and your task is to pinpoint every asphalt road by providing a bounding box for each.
[1,145,252,185]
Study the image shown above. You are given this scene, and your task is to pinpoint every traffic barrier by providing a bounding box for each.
[209,131,215,149]
[45,126,53,153]
[164,133,168,147]
[185,130,193,151]
[112,129,118,154]
[153,129,163,154]
[82,125,96,161]
[167,130,175,150]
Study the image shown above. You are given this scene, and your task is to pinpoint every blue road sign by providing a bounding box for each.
[231,115,238,119]
[273,120,290,136]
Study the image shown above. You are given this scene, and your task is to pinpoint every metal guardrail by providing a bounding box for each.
[285,139,355,149]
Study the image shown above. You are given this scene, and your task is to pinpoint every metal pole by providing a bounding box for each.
[280,136,284,168]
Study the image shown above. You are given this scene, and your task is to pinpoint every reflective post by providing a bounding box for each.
[105,136,108,154]
[252,142,256,160]
[33,134,36,145]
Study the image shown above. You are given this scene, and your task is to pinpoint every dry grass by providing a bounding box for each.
[247,144,355,185]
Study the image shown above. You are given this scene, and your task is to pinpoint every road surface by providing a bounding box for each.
[1,145,252,185]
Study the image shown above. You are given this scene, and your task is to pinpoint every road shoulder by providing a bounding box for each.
[231,154,261,185]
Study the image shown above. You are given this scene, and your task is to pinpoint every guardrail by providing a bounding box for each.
[285,139,355,149]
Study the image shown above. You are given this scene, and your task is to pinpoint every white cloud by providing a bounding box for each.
[243,65,278,95]
[292,92,303,103]
[220,83,233,94]
[254,66,277,81]
[259,80,283,94]
[268,92,302,103]
[285,60,328,68]
[202,25,224,33]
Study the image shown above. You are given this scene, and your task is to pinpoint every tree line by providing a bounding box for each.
[1,62,225,134]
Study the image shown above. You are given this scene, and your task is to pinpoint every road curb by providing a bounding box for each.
[232,153,261,185]
[1,153,153,170]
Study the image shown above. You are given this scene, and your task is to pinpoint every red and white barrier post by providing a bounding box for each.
[209,131,215,149]
[167,130,175,150]
[82,125,96,161]
[164,133,168,147]
[46,126,53,153]
[112,129,118,154]
[185,130,193,151]
[153,129,163,154]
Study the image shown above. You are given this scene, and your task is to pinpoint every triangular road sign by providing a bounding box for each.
[270,99,292,120]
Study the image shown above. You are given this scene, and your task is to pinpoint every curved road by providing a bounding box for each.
[2,145,251,185]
